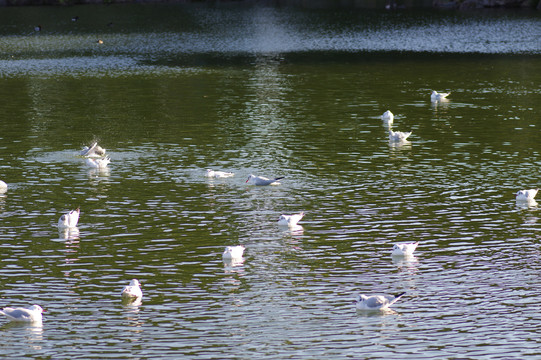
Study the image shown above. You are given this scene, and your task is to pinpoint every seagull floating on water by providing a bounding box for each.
[392,242,419,257]
[431,90,451,102]
[356,292,405,311]
[0,180,7,193]
[206,169,234,178]
[80,142,106,158]
[85,156,110,169]
[389,130,412,142]
[0,305,44,323]
[58,208,80,229]
[246,174,284,186]
[278,212,305,227]
[381,110,394,126]
[121,279,143,300]
[515,188,538,201]
[222,245,245,260]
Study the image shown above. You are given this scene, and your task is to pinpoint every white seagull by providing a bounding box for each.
[80,142,106,158]
[389,130,412,142]
[381,110,394,126]
[246,174,284,186]
[222,245,245,260]
[0,179,7,193]
[431,90,451,102]
[206,169,234,178]
[356,292,405,311]
[392,242,419,257]
[515,189,538,201]
[0,305,44,323]
[121,279,143,300]
[58,208,80,229]
[85,156,110,169]
[278,212,305,227]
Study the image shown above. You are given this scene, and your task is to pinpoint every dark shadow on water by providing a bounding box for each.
[139,50,541,69]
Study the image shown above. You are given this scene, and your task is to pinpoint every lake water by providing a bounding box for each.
[0,4,540,359]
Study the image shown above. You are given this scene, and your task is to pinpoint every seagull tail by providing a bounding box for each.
[274,177,285,181]
[387,292,406,307]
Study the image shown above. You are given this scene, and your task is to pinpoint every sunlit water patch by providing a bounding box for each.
[0,7,540,77]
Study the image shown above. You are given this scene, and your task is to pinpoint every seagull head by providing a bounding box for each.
[246,175,254,183]
[29,305,44,313]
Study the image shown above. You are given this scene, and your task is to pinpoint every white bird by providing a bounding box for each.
[0,305,44,323]
[246,174,284,186]
[356,292,405,311]
[80,142,106,158]
[392,242,419,257]
[85,156,110,169]
[389,130,412,142]
[515,188,538,201]
[0,180,7,193]
[278,212,305,227]
[58,208,80,229]
[206,169,234,178]
[381,110,394,125]
[222,245,245,260]
[431,90,451,102]
[121,279,143,300]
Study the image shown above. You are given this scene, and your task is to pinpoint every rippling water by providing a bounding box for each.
[0,4,540,359]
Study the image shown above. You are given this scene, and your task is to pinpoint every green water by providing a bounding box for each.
[0,4,540,359]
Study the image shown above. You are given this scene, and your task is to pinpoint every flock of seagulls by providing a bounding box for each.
[352,242,420,311]
[0,90,538,317]
[0,278,143,324]
[382,109,412,143]
[383,90,451,145]
[206,165,418,312]
[1,142,302,320]
[206,169,304,265]
[0,141,120,322]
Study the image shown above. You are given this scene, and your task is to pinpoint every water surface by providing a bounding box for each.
[0,4,540,359]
